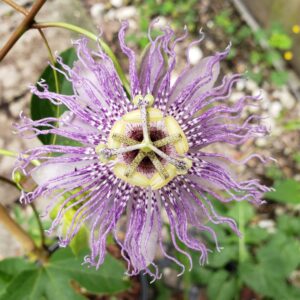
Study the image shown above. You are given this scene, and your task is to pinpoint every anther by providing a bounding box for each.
[96,144,114,163]
[112,134,139,146]
[153,134,182,148]
[125,151,146,177]
[148,152,169,179]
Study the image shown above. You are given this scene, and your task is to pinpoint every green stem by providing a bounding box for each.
[0,175,17,187]
[33,22,130,95]
[0,176,46,249]
[37,28,60,145]
[30,203,46,249]
[0,148,40,166]
[0,148,18,158]
[238,202,247,263]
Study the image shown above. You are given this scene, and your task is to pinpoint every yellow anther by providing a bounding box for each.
[96,143,114,163]
[125,151,146,177]
[153,134,182,148]
[107,120,126,149]
[122,107,163,123]
[175,158,193,175]
[114,163,150,187]
[144,94,154,106]
[132,94,144,106]
[150,164,177,190]
[148,152,169,179]
[112,134,139,146]
[164,116,189,155]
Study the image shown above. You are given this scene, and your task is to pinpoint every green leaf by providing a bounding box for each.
[240,263,289,300]
[240,234,300,300]
[31,48,78,145]
[270,70,288,87]
[264,50,281,65]
[253,29,267,43]
[284,119,300,131]
[277,215,300,236]
[293,152,300,164]
[236,26,252,41]
[0,248,129,300]
[268,32,293,50]
[250,51,263,65]
[256,234,300,277]
[0,258,36,296]
[244,227,269,244]
[207,271,237,300]
[265,179,300,204]
[265,165,284,181]
[246,70,263,85]
[190,267,213,285]
[209,245,238,267]
[227,201,255,224]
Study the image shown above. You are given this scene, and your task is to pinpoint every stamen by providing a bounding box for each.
[149,145,191,173]
[148,152,169,179]
[97,143,143,162]
[125,151,146,177]
[112,134,139,146]
[153,134,182,147]
[112,144,143,155]
[140,101,151,143]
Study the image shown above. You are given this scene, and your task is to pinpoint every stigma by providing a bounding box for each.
[96,94,192,190]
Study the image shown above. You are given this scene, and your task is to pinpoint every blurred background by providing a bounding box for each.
[0,0,300,299]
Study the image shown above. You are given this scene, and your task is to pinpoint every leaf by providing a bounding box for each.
[209,245,238,268]
[264,50,281,65]
[240,234,300,300]
[240,263,289,300]
[0,248,129,300]
[250,51,263,65]
[0,258,36,296]
[31,48,78,145]
[284,119,300,131]
[246,70,263,85]
[191,267,213,285]
[207,271,237,300]
[227,202,255,224]
[256,234,300,277]
[268,32,293,50]
[265,179,300,204]
[277,215,300,236]
[244,227,269,244]
[270,70,288,87]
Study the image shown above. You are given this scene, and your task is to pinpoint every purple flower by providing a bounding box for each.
[15,21,271,280]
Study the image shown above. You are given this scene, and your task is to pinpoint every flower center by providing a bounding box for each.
[96,94,192,190]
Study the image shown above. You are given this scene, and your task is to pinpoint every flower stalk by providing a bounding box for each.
[32,22,130,94]
[0,203,47,261]
[0,0,47,61]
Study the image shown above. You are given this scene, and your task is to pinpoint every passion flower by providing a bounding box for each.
[14,21,271,280]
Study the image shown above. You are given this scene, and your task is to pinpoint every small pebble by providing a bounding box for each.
[110,0,123,8]
[188,46,203,65]
[269,101,282,118]
[90,3,105,18]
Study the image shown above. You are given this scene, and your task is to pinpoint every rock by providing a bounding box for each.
[110,0,123,8]
[90,3,105,19]
[188,45,203,65]
[269,101,282,118]
[115,6,137,20]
